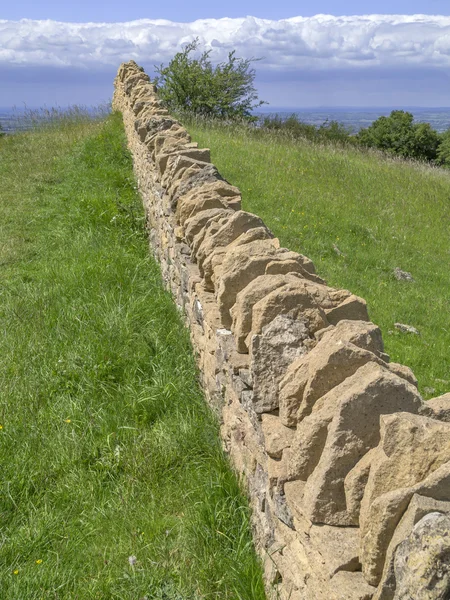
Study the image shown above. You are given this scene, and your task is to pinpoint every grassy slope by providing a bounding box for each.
[0,113,264,599]
[187,122,450,398]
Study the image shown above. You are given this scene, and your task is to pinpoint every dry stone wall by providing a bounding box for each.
[113,61,450,600]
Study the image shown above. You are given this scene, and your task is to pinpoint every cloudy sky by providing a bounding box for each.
[2,0,450,108]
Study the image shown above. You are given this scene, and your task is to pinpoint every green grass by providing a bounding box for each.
[0,113,265,599]
[187,120,450,398]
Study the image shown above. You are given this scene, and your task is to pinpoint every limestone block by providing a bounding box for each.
[162,155,210,188]
[250,280,328,343]
[391,512,450,600]
[184,208,233,245]
[158,148,211,176]
[261,414,295,459]
[215,239,282,328]
[316,319,385,357]
[196,211,268,268]
[309,524,361,577]
[170,164,227,209]
[152,130,191,155]
[386,363,418,387]
[359,413,450,585]
[203,228,276,291]
[279,337,385,428]
[331,572,377,600]
[176,191,231,226]
[374,494,450,600]
[344,449,377,525]
[421,393,450,422]
[139,116,179,143]
[251,315,310,414]
[190,218,226,260]
[264,258,324,285]
[325,294,370,325]
[132,98,159,116]
[231,274,289,354]
[288,363,423,526]
[124,72,150,94]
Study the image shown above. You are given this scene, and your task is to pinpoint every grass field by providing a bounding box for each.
[187,120,450,398]
[0,113,265,599]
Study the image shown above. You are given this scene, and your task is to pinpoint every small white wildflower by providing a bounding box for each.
[128,555,137,566]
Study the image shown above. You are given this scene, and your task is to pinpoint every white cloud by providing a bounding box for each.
[2,14,450,73]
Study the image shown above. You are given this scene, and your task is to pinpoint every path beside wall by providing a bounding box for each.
[113,61,450,600]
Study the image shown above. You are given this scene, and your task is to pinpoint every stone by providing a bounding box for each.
[177,193,230,228]
[152,130,191,155]
[265,258,326,285]
[216,239,282,328]
[421,393,450,422]
[250,281,328,343]
[196,211,268,269]
[393,268,414,282]
[309,524,361,577]
[176,188,237,226]
[162,155,210,188]
[279,337,385,428]
[387,363,418,387]
[331,572,377,600]
[184,208,233,245]
[374,494,450,600]
[231,274,290,354]
[261,414,295,459]
[157,147,211,176]
[170,164,227,209]
[393,512,450,600]
[288,363,423,526]
[325,294,370,325]
[203,229,278,292]
[251,315,310,414]
[314,319,385,357]
[359,413,450,585]
[394,322,420,335]
[344,449,377,525]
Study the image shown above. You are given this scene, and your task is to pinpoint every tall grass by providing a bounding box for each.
[187,118,450,399]
[0,112,265,599]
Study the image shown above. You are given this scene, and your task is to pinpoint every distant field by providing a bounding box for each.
[187,120,450,399]
[0,114,264,599]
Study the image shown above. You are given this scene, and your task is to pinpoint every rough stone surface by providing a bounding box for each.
[360,413,450,585]
[279,337,385,428]
[374,494,450,600]
[250,280,329,341]
[251,315,310,414]
[393,512,450,600]
[421,393,450,422]
[289,363,423,526]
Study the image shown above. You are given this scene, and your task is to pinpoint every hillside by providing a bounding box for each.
[0,114,264,599]
[187,121,450,398]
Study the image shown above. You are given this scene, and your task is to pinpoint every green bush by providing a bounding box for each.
[357,110,440,162]
[154,38,265,121]
[436,129,450,166]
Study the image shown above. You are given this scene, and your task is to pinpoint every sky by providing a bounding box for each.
[2,1,450,109]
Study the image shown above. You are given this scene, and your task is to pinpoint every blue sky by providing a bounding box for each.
[3,0,450,22]
[2,2,450,109]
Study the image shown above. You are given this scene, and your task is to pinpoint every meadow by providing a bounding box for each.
[0,113,265,599]
[187,119,450,398]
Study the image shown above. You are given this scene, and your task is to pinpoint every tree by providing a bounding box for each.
[436,129,450,166]
[154,38,265,121]
[357,110,440,162]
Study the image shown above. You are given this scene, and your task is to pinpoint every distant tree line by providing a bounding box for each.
[155,42,450,167]
[261,110,450,167]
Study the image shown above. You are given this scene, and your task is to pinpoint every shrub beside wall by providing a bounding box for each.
[113,61,450,600]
